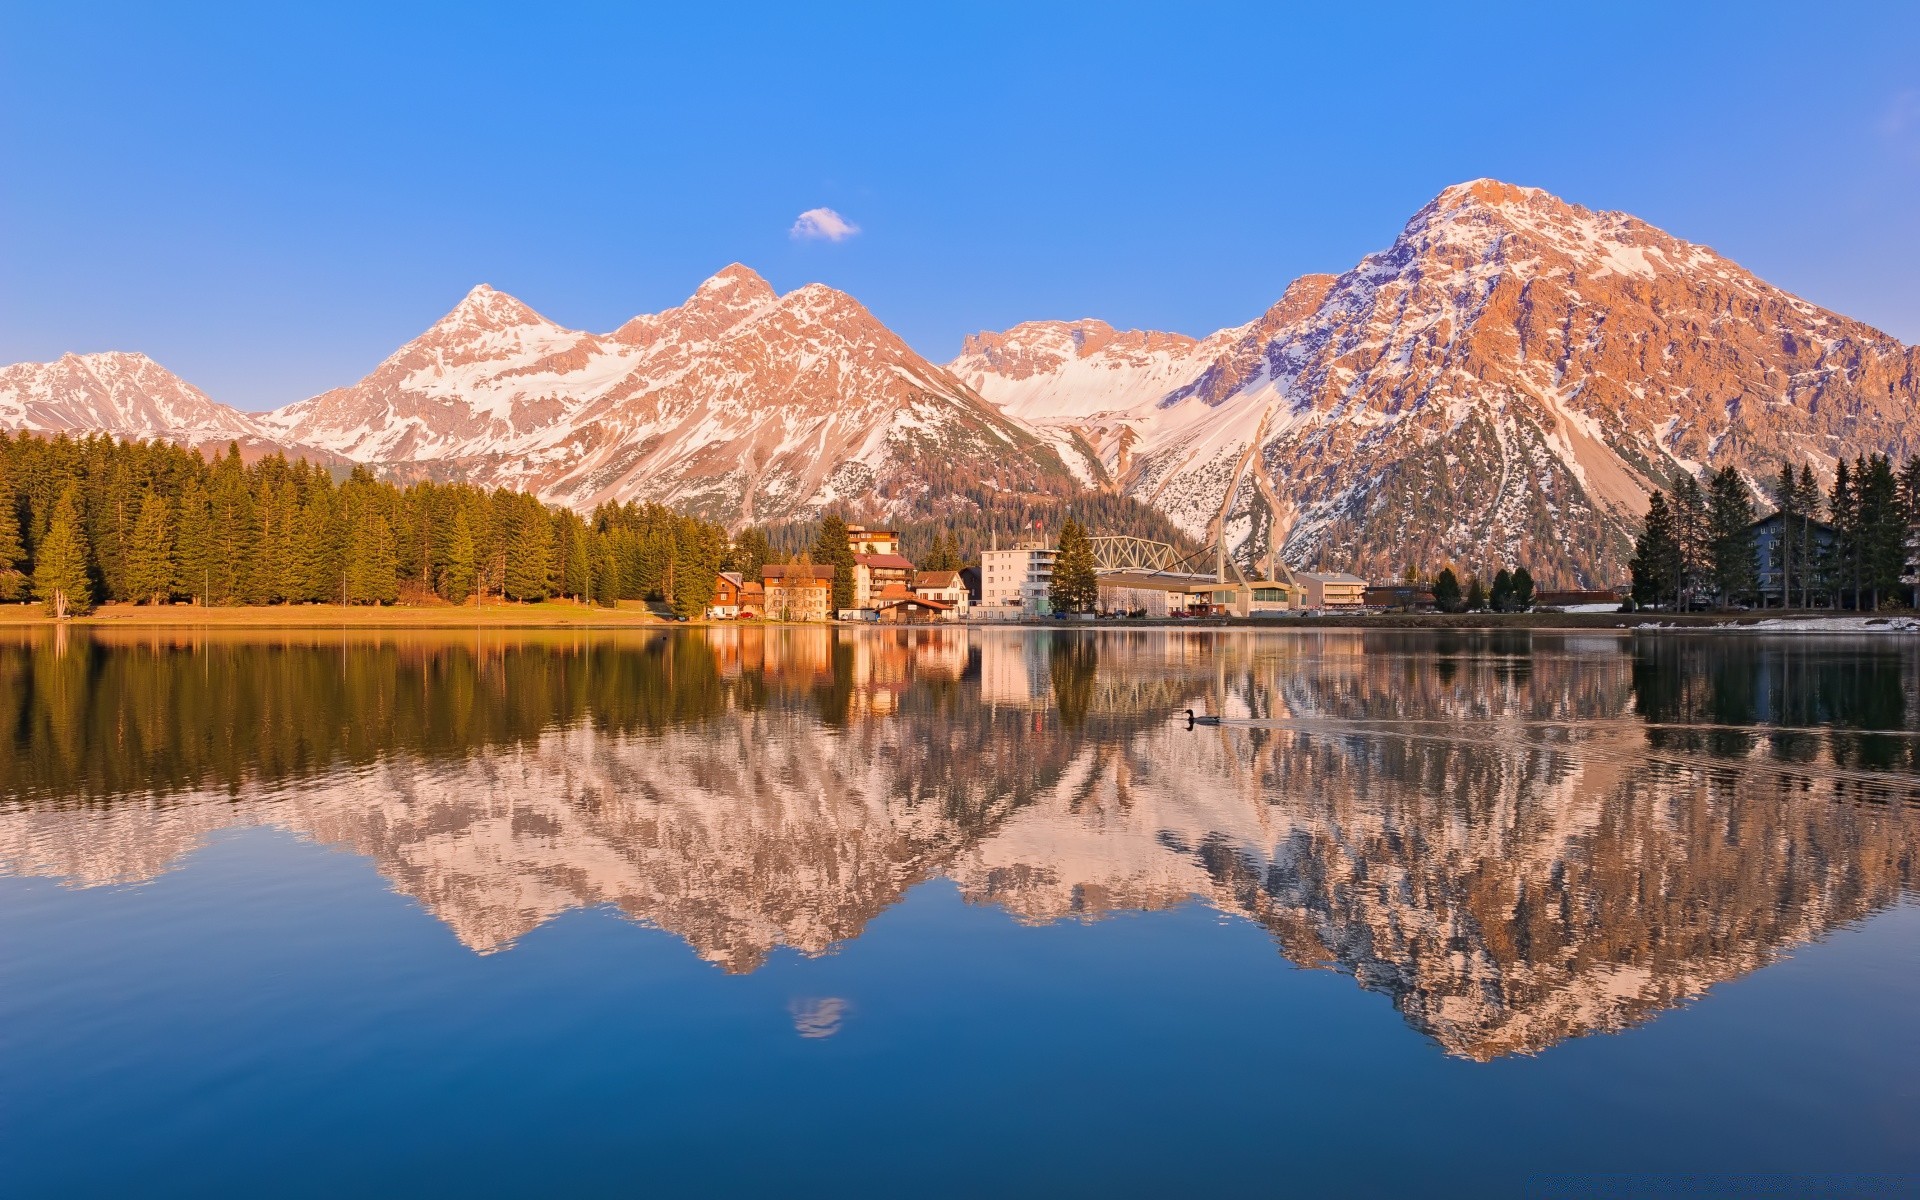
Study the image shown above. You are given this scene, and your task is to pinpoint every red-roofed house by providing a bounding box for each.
[912,570,969,620]
[853,552,914,609]
[763,564,835,622]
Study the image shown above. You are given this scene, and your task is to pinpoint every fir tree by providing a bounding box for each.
[1826,459,1861,607]
[1793,464,1822,607]
[1465,575,1488,612]
[812,513,858,613]
[1707,465,1758,606]
[124,492,177,604]
[0,458,26,601]
[1489,568,1514,613]
[33,487,94,618]
[173,481,216,605]
[1630,492,1680,609]
[920,529,961,572]
[346,512,400,604]
[1670,473,1709,610]
[560,513,591,601]
[504,499,553,602]
[1432,567,1463,613]
[443,510,477,603]
[1858,453,1905,610]
[1511,566,1535,611]
[1048,517,1099,614]
[730,526,772,578]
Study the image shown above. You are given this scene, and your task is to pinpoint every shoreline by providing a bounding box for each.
[1,604,1911,633]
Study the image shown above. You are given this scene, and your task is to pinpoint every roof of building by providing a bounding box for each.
[914,570,959,589]
[741,581,764,597]
[855,553,915,570]
[717,571,744,588]
[876,582,915,600]
[763,564,835,581]
[877,594,953,612]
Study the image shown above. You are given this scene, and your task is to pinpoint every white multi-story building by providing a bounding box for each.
[980,541,1057,613]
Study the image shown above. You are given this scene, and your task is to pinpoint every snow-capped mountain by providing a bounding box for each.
[953,180,1920,585]
[263,266,1072,524]
[0,351,335,462]
[8,181,1919,580]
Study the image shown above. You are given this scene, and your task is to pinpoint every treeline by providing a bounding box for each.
[0,431,732,617]
[1429,566,1537,613]
[1630,456,1920,611]
[752,473,1198,569]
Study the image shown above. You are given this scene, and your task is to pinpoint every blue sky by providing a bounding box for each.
[4,2,1917,410]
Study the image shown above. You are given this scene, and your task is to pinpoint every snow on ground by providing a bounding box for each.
[1644,616,1920,634]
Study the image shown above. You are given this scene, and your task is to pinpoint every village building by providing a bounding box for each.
[1295,571,1368,611]
[911,570,969,620]
[1751,512,1836,607]
[845,525,903,556]
[762,564,835,622]
[852,552,915,608]
[874,581,954,623]
[1364,583,1437,611]
[709,572,747,619]
[981,540,1056,613]
[709,572,765,618]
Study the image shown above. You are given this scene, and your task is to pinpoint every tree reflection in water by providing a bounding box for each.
[2,626,1916,1059]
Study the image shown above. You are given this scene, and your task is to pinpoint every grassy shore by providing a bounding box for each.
[0,600,678,628]
[0,603,1888,632]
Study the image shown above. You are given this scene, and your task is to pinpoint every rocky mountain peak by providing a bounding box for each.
[433,284,554,336]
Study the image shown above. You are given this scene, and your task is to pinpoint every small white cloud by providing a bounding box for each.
[790,207,860,242]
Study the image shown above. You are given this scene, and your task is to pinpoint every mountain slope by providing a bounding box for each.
[267,267,1078,528]
[0,351,336,462]
[954,180,1920,585]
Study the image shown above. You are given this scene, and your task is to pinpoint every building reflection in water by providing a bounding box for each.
[1,626,1915,1060]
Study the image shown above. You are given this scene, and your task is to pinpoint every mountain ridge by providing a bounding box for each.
[6,179,1916,583]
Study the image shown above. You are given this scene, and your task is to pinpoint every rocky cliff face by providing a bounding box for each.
[954,180,1920,585]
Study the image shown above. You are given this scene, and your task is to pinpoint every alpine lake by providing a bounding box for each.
[3,625,1917,1198]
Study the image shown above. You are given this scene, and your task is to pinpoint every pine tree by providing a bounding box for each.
[561,513,591,601]
[730,526,772,578]
[920,529,961,572]
[1858,453,1905,610]
[504,500,553,602]
[1511,566,1535,611]
[1670,473,1710,610]
[1793,464,1822,608]
[1902,456,1920,607]
[33,486,94,618]
[0,459,26,602]
[1465,575,1488,612]
[1432,566,1463,613]
[594,540,620,607]
[1827,459,1859,608]
[1489,568,1514,613]
[346,512,400,604]
[124,492,177,604]
[1707,465,1758,606]
[173,481,216,605]
[1046,518,1099,614]
[1630,492,1680,609]
[442,510,477,603]
[812,514,858,613]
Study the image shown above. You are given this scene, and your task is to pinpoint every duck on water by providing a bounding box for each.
[1183,709,1222,728]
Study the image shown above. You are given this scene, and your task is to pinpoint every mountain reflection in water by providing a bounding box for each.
[2,625,1916,1061]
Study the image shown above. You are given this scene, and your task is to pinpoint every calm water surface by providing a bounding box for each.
[3,627,1918,1197]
